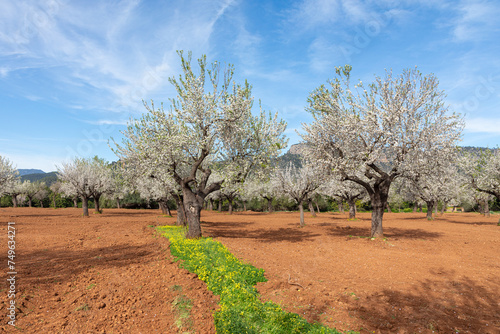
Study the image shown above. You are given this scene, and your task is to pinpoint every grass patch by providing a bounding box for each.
[75,304,89,311]
[172,294,194,333]
[157,225,357,334]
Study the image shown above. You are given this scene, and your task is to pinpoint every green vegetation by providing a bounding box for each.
[158,225,356,334]
[171,294,194,333]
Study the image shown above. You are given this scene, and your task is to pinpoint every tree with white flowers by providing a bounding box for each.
[20,180,46,207]
[58,156,113,216]
[113,51,287,238]
[301,66,463,237]
[321,177,367,219]
[274,163,324,227]
[0,156,18,196]
[4,180,22,207]
[460,148,500,204]
[241,173,279,212]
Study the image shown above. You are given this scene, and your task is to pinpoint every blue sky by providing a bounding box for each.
[1,0,499,172]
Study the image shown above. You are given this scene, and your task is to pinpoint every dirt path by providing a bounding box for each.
[0,208,217,333]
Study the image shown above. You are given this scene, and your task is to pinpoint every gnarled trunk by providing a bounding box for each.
[173,195,186,226]
[82,196,89,217]
[116,198,121,209]
[299,200,305,227]
[94,194,102,214]
[12,195,18,208]
[266,197,273,213]
[73,197,78,208]
[368,183,390,238]
[483,199,490,217]
[308,198,316,217]
[347,198,356,219]
[228,199,233,215]
[386,203,392,213]
[426,200,435,220]
[338,199,344,213]
[218,200,222,212]
[159,200,171,216]
[183,188,203,239]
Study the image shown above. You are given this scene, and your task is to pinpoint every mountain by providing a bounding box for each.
[20,172,58,186]
[17,169,45,176]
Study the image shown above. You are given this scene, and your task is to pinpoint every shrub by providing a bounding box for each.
[403,208,412,213]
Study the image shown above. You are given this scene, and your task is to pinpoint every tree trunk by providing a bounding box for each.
[483,199,490,217]
[315,200,320,214]
[308,199,316,217]
[369,186,389,238]
[337,199,344,213]
[12,196,18,208]
[371,201,384,238]
[386,203,392,213]
[440,201,447,215]
[299,200,305,227]
[159,200,171,216]
[267,197,273,213]
[183,188,203,239]
[347,198,356,219]
[52,195,57,209]
[228,199,233,215]
[28,197,32,208]
[413,202,417,212]
[426,200,435,220]
[173,195,186,226]
[94,194,102,213]
[40,201,44,208]
[73,197,78,208]
[243,201,247,211]
[208,199,213,211]
[116,198,121,209]
[218,200,222,212]
[82,196,89,217]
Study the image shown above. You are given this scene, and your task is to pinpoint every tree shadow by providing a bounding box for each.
[323,225,443,240]
[203,221,320,243]
[18,242,159,287]
[346,274,500,333]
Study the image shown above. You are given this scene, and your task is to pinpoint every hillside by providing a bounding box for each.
[21,172,58,186]
[18,169,45,176]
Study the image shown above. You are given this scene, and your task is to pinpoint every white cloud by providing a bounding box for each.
[452,0,500,42]
[465,118,500,134]
[0,0,235,115]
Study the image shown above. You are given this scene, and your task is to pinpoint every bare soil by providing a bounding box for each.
[1,208,499,334]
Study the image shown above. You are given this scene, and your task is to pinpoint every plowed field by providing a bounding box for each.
[1,208,499,333]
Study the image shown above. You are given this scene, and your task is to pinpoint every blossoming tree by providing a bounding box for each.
[301,66,463,237]
[113,51,287,238]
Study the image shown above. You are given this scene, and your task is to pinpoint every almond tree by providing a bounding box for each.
[0,156,18,196]
[4,180,22,207]
[460,148,500,204]
[320,177,367,219]
[113,51,287,238]
[247,174,279,212]
[274,163,324,227]
[58,156,113,216]
[301,66,463,237]
[20,180,46,208]
[50,181,63,208]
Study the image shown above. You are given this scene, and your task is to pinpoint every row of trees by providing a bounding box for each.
[1,53,499,238]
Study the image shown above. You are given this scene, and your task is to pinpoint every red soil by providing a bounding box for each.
[1,208,499,333]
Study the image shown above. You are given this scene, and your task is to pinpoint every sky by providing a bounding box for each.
[1,0,499,172]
